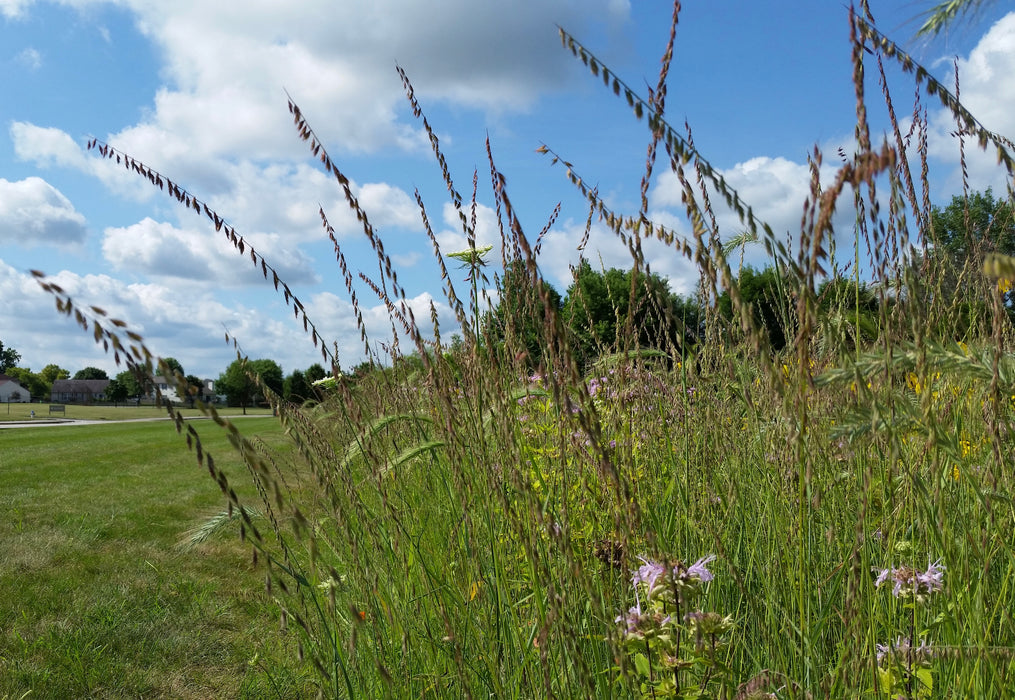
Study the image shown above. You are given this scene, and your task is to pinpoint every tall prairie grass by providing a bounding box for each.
[31,2,1015,697]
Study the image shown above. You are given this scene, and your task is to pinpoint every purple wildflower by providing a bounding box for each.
[615,601,644,635]
[917,558,945,593]
[684,555,716,583]
[876,636,933,665]
[873,558,945,598]
[633,557,666,590]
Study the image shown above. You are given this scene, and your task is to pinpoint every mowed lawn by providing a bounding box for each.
[0,404,275,422]
[0,418,311,698]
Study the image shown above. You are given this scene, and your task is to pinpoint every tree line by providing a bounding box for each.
[6,189,1010,397]
[482,188,1015,368]
[0,342,332,409]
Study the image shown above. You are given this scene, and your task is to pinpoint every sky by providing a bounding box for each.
[2,0,1014,381]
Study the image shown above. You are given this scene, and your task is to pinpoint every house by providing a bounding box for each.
[50,379,111,404]
[0,374,30,402]
[144,376,216,403]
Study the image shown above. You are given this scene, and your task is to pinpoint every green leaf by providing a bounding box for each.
[634,652,651,678]
[877,667,894,693]
[916,667,934,697]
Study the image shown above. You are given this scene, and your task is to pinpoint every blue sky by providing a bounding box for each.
[2,0,1014,380]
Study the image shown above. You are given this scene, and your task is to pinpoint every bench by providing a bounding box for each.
[49,404,66,415]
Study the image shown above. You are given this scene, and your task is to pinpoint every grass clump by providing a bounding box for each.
[22,1,1015,697]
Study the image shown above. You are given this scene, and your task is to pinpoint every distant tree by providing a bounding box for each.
[5,367,47,400]
[484,258,563,370]
[115,369,149,405]
[814,277,882,356]
[160,357,185,378]
[73,366,109,380]
[562,261,701,367]
[183,374,204,407]
[920,189,1015,337]
[284,369,311,403]
[106,379,129,406]
[39,364,70,385]
[0,340,21,373]
[217,358,283,414]
[717,265,795,351]
[305,363,327,383]
[928,189,1015,270]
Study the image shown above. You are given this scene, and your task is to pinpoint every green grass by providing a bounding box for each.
[0,418,312,698]
[0,404,274,422]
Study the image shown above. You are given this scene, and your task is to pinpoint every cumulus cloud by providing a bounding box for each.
[42,0,630,175]
[10,120,424,246]
[307,288,459,364]
[10,121,160,201]
[0,0,31,20]
[925,12,1015,194]
[0,257,352,377]
[0,177,87,247]
[649,154,858,274]
[433,200,502,257]
[534,215,699,297]
[16,47,41,69]
[102,218,319,286]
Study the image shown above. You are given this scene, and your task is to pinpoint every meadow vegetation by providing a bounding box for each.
[19,1,1015,697]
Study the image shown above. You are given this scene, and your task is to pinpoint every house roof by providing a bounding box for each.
[51,379,111,393]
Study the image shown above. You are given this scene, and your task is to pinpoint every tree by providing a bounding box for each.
[160,357,185,377]
[284,369,312,403]
[0,340,21,373]
[717,265,795,351]
[484,258,563,369]
[923,189,1015,337]
[5,367,47,400]
[217,358,283,414]
[929,189,1015,265]
[73,366,109,380]
[106,379,129,406]
[183,374,204,407]
[305,363,327,383]
[39,364,70,385]
[115,368,149,405]
[562,261,700,367]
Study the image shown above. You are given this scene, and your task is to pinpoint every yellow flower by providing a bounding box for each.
[999,278,1012,294]
[907,372,922,394]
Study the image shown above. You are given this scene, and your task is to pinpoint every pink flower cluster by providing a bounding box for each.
[873,558,945,598]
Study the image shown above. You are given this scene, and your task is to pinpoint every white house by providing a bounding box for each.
[0,374,31,402]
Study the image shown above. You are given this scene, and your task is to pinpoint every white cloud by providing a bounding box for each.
[10,122,87,170]
[0,258,336,378]
[925,12,1015,195]
[11,121,157,200]
[0,177,87,247]
[307,288,459,364]
[0,0,31,20]
[434,200,502,258]
[650,155,857,275]
[10,121,423,247]
[16,47,41,69]
[102,217,318,286]
[535,216,699,297]
[30,0,627,172]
